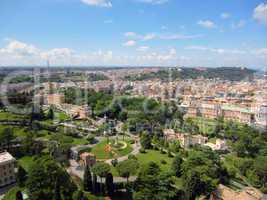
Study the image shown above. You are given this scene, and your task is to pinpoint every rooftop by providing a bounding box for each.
[0,152,16,164]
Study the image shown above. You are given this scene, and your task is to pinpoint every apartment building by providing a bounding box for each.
[0,152,16,188]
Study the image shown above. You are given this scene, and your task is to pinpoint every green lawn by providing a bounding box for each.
[0,111,25,121]
[18,156,35,172]
[136,150,174,172]
[91,139,133,160]
[2,187,21,200]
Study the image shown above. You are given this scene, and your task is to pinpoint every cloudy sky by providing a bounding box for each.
[0,0,267,68]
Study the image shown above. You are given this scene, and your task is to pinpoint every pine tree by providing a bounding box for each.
[92,173,98,194]
[105,173,114,196]
[16,191,23,200]
[54,178,61,200]
[17,165,27,186]
[83,165,92,192]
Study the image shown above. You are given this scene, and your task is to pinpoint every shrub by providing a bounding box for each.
[111,159,118,167]
[139,148,146,154]
[161,160,167,165]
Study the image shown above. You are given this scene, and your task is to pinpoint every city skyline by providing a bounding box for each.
[0,0,267,68]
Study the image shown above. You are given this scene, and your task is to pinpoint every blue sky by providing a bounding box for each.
[0,0,267,68]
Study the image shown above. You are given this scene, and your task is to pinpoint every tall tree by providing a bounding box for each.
[92,162,111,194]
[133,162,176,200]
[105,173,114,196]
[171,154,183,177]
[47,107,54,120]
[116,159,139,183]
[54,178,61,200]
[16,165,27,186]
[83,165,92,192]
[16,191,23,200]
[140,132,152,149]
[26,156,76,200]
[0,127,14,151]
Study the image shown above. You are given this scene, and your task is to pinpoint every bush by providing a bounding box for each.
[128,154,137,160]
[111,159,118,167]
[140,148,146,154]
[161,159,167,165]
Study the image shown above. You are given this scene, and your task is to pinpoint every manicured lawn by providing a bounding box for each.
[0,111,25,120]
[91,139,133,160]
[18,156,35,172]
[136,150,174,172]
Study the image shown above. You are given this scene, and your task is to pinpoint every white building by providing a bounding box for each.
[0,152,16,187]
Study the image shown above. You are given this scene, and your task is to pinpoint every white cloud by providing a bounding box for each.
[221,12,231,19]
[41,48,74,59]
[80,0,112,8]
[123,40,136,47]
[252,48,267,57]
[137,46,150,52]
[253,3,267,25]
[0,39,39,57]
[159,34,203,40]
[231,20,246,29]
[185,46,247,54]
[104,19,113,24]
[198,20,216,28]
[124,32,137,37]
[161,25,168,30]
[124,32,202,41]
[142,33,157,41]
[136,0,168,5]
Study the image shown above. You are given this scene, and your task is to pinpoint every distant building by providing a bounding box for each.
[204,139,228,151]
[79,152,96,167]
[0,152,16,188]
[163,129,208,149]
[46,94,64,105]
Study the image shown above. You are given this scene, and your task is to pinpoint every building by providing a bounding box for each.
[211,184,263,200]
[0,152,16,188]
[46,94,64,105]
[163,129,208,149]
[79,152,96,167]
[204,139,228,151]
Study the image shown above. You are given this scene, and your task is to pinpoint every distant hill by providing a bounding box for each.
[124,67,256,81]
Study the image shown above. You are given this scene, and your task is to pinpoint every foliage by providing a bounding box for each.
[133,162,177,200]
[26,156,76,200]
[116,159,139,181]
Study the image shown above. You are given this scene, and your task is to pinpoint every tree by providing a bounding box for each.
[17,165,27,186]
[140,132,152,149]
[92,173,98,194]
[72,190,83,200]
[105,173,114,196]
[26,156,76,200]
[91,162,111,194]
[181,148,222,198]
[116,159,139,183]
[16,191,23,200]
[133,162,176,200]
[47,107,54,120]
[83,165,92,192]
[54,178,61,200]
[171,154,183,177]
[0,127,14,151]
[254,156,267,187]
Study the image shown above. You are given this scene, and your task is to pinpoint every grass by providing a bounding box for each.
[91,139,133,160]
[136,149,174,172]
[18,156,35,172]
[0,111,25,121]
[2,187,21,200]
